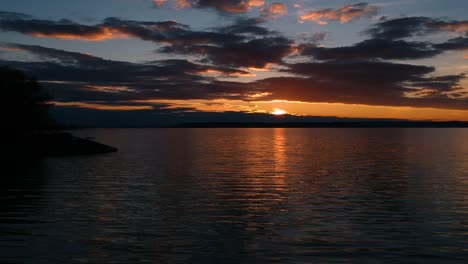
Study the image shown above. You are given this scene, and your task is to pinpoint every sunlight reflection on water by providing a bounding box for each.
[1,128,468,263]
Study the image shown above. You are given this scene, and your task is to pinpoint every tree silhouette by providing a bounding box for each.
[1,66,54,136]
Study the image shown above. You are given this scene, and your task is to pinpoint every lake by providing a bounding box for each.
[1,128,468,263]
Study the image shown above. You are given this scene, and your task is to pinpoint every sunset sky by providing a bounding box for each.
[1,0,467,126]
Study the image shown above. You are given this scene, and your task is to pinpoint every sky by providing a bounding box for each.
[1,0,467,126]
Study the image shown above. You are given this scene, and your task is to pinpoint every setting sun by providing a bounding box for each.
[272,108,287,115]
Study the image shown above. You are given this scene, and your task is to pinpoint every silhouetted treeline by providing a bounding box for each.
[1,66,57,137]
[1,67,117,158]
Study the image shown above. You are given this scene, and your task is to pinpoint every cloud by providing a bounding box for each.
[52,101,154,111]
[434,37,468,51]
[1,11,467,114]
[160,0,265,13]
[262,2,287,19]
[3,36,467,111]
[0,11,238,44]
[173,0,192,9]
[301,39,439,60]
[0,43,254,102]
[252,61,468,109]
[160,35,294,68]
[0,12,296,68]
[0,15,129,41]
[299,3,377,25]
[159,18,296,68]
[213,17,270,36]
[431,20,468,34]
[298,16,468,61]
[368,17,468,40]
[152,0,167,8]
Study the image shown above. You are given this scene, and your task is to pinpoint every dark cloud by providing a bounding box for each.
[434,37,468,51]
[0,12,295,68]
[212,17,269,36]
[2,42,467,111]
[301,39,440,60]
[0,15,116,41]
[367,17,435,40]
[0,11,243,44]
[430,20,468,35]
[160,35,293,68]
[368,16,468,40]
[0,11,31,20]
[300,16,468,61]
[1,11,467,117]
[299,2,378,25]
[185,0,265,14]
[0,43,251,102]
[250,60,468,109]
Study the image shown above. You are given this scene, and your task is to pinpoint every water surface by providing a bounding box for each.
[1,128,468,263]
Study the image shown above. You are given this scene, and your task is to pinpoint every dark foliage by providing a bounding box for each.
[1,66,54,136]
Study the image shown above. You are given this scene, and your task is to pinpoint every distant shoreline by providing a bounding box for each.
[173,122,468,128]
[69,121,468,129]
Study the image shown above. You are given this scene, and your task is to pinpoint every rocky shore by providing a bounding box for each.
[7,132,118,158]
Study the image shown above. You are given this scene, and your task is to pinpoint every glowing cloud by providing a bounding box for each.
[52,101,153,111]
[431,21,468,34]
[299,2,377,25]
[152,0,167,8]
[29,27,129,41]
[262,2,288,19]
[272,108,287,115]
[84,85,138,93]
[174,0,192,9]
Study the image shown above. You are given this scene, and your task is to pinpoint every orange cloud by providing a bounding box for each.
[248,63,274,72]
[262,2,287,18]
[464,54,468,59]
[174,0,192,9]
[299,3,377,25]
[197,69,255,77]
[153,0,167,8]
[132,99,258,113]
[84,85,138,93]
[433,21,468,34]
[218,0,265,13]
[30,27,129,41]
[52,101,153,111]
[247,0,265,8]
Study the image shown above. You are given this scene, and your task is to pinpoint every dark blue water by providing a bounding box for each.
[1,128,468,263]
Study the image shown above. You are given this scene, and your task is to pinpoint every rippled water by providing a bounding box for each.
[1,128,468,263]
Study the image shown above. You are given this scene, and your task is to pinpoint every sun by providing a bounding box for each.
[272,108,287,115]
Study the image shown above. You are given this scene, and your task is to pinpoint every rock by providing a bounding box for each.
[39,133,118,156]
[6,132,118,158]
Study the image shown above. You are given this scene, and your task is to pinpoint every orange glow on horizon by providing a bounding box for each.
[52,98,468,121]
[255,100,468,121]
[272,108,287,115]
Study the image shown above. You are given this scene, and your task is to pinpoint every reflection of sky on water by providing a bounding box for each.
[1,128,468,263]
